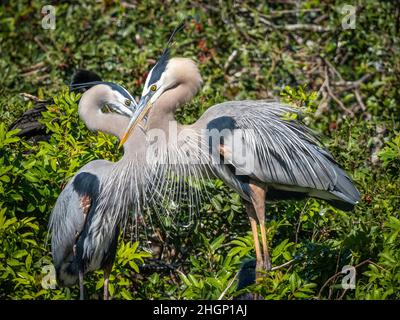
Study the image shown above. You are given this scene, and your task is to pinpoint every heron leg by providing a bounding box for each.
[245,202,263,277]
[258,215,272,271]
[103,264,112,300]
[74,209,89,301]
[249,181,272,271]
[79,267,85,300]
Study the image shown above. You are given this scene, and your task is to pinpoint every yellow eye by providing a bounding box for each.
[150,84,157,92]
[124,99,131,106]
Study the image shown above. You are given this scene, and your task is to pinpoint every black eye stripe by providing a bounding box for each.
[147,50,169,88]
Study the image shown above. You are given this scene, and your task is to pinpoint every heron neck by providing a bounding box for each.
[78,88,132,149]
[146,83,196,134]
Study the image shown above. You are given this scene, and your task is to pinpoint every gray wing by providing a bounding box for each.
[202,101,360,210]
[48,160,111,284]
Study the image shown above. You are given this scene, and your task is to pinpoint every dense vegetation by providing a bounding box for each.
[0,0,399,300]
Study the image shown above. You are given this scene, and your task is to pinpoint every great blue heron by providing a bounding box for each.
[49,77,137,300]
[117,51,360,279]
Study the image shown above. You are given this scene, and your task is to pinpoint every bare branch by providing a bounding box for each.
[271,259,296,271]
[224,50,239,72]
[218,271,239,300]
[275,24,331,32]
[355,89,367,111]
[318,259,389,299]
[334,73,374,92]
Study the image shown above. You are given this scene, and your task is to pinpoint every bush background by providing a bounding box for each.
[0,0,399,299]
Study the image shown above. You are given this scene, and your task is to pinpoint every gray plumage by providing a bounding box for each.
[48,81,137,299]
[201,101,360,211]
[113,56,360,278]
[49,161,117,286]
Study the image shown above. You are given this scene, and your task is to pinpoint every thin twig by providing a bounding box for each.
[322,57,344,81]
[19,93,44,102]
[324,67,354,116]
[354,89,366,111]
[295,201,309,244]
[224,50,239,72]
[329,248,342,299]
[338,288,348,300]
[271,259,296,271]
[20,61,46,73]
[218,271,239,300]
[318,259,388,299]
[34,36,48,52]
[275,24,331,32]
[326,85,353,116]
[334,73,374,92]
[266,8,322,16]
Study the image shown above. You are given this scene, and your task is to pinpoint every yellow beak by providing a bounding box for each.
[118,99,153,148]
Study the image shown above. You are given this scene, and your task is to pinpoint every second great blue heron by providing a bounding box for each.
[117,51,361,279]
[49,77,137,300]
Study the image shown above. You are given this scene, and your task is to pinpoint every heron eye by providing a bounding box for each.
[124,99,131,106]
[150,84,157,92]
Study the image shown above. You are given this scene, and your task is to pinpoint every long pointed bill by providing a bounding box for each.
[118,96,153,147]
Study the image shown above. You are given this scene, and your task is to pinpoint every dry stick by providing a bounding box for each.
[120,1,136,9]
[329,248,343,300]
[224,50,239,72]
[314,14,328,24]
[334,73,374,92]
[295,201,309,244]
[217,258,297,301]
[258,17,331,35]
[34,36,48,52]
[34,74,50,83]
[338,288,348,300]
[324,67,354,117]
[275,24,331,32]
[316,96,331,116]
[322,57,344,81]
[265,8,322,16]
[21,65,48,77]
[316,78,327,100]
[315,76,331,116]
[218,271,239,300]
[326,84,354,116]
[19,93,42,102]
[354,89,367,111]
[20,61,46,73]
[318,259,389,299]
[191,2,219,13]
[322,58,373,115]
[271,258,296,271]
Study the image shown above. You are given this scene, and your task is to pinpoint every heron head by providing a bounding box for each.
[105,83,137,117]
[118,50,171,146]
[76,82,137,117]
[119,55,201,146]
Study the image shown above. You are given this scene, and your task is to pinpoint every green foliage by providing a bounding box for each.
[0,0,399,300]
[355,217,400,299]
[0,92,150,299]
[378,134,400,168]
